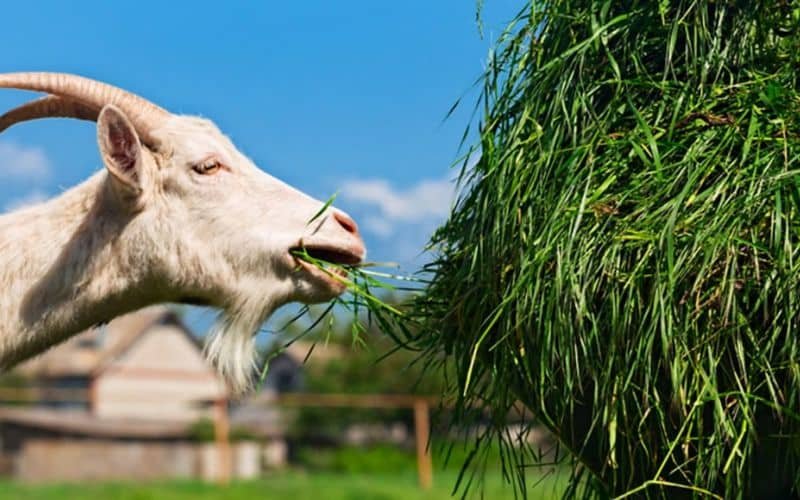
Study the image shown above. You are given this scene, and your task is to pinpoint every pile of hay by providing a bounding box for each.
[410,2,800,497]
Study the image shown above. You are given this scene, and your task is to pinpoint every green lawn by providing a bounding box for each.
[0,470,568,500]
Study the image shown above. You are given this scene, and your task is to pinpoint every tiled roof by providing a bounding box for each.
[16,306,182,377]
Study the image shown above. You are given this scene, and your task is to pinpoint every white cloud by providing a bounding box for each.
[363,215,394,238]
[340,177,454,237]
[0,140,52,182]
[4,189,48,212]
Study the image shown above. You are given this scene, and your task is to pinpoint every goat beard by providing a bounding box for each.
[203,299,274,395]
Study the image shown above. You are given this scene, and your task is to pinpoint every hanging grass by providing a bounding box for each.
[407,1,800,498]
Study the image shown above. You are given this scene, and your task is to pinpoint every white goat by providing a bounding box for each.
[0,73,365,393]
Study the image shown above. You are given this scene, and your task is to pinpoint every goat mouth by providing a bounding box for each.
[289,245,363,292]
[292,246,363,266]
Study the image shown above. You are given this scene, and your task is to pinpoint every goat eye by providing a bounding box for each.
[192,159,222,175]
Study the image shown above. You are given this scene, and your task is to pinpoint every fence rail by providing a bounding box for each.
[0,388,435,489]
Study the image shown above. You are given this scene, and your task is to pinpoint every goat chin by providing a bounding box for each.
[203,301,272,396]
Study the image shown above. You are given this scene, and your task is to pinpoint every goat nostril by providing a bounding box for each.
[333,211,359,236]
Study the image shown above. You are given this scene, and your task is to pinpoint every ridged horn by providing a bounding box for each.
[0,95,99,134]
[0,72,170,145]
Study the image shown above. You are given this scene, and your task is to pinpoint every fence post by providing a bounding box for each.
[213,397,231,484]
[413,398,433,490]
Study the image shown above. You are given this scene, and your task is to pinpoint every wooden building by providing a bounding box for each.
[0,306,285,482]
[17,305,227,421]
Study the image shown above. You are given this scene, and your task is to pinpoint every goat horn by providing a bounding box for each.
[0,95,99,134]
[0,72,170,145]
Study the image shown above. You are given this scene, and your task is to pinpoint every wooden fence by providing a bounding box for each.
[0,388,435,489]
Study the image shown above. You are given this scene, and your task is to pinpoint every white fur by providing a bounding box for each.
[0,109,364,394]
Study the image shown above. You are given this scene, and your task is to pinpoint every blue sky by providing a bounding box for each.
[0,0,518,333]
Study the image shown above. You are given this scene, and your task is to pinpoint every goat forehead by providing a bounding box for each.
[157,115,242,164]
[162,115,223,135]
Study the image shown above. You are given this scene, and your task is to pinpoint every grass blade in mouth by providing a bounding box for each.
[306,192,338,227]
[260,248,422,387]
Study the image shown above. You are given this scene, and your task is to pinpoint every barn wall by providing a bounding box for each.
[16,439,196,482]
[94,375,222,421]
[93,325,227,421]
[111,325,211,372]
[14,439,272,482]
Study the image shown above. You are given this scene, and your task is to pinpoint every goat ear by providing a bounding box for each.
[97,105,144,196]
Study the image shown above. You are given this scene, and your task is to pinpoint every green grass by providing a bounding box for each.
[406,1,800,497]
[0,470,568,500]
